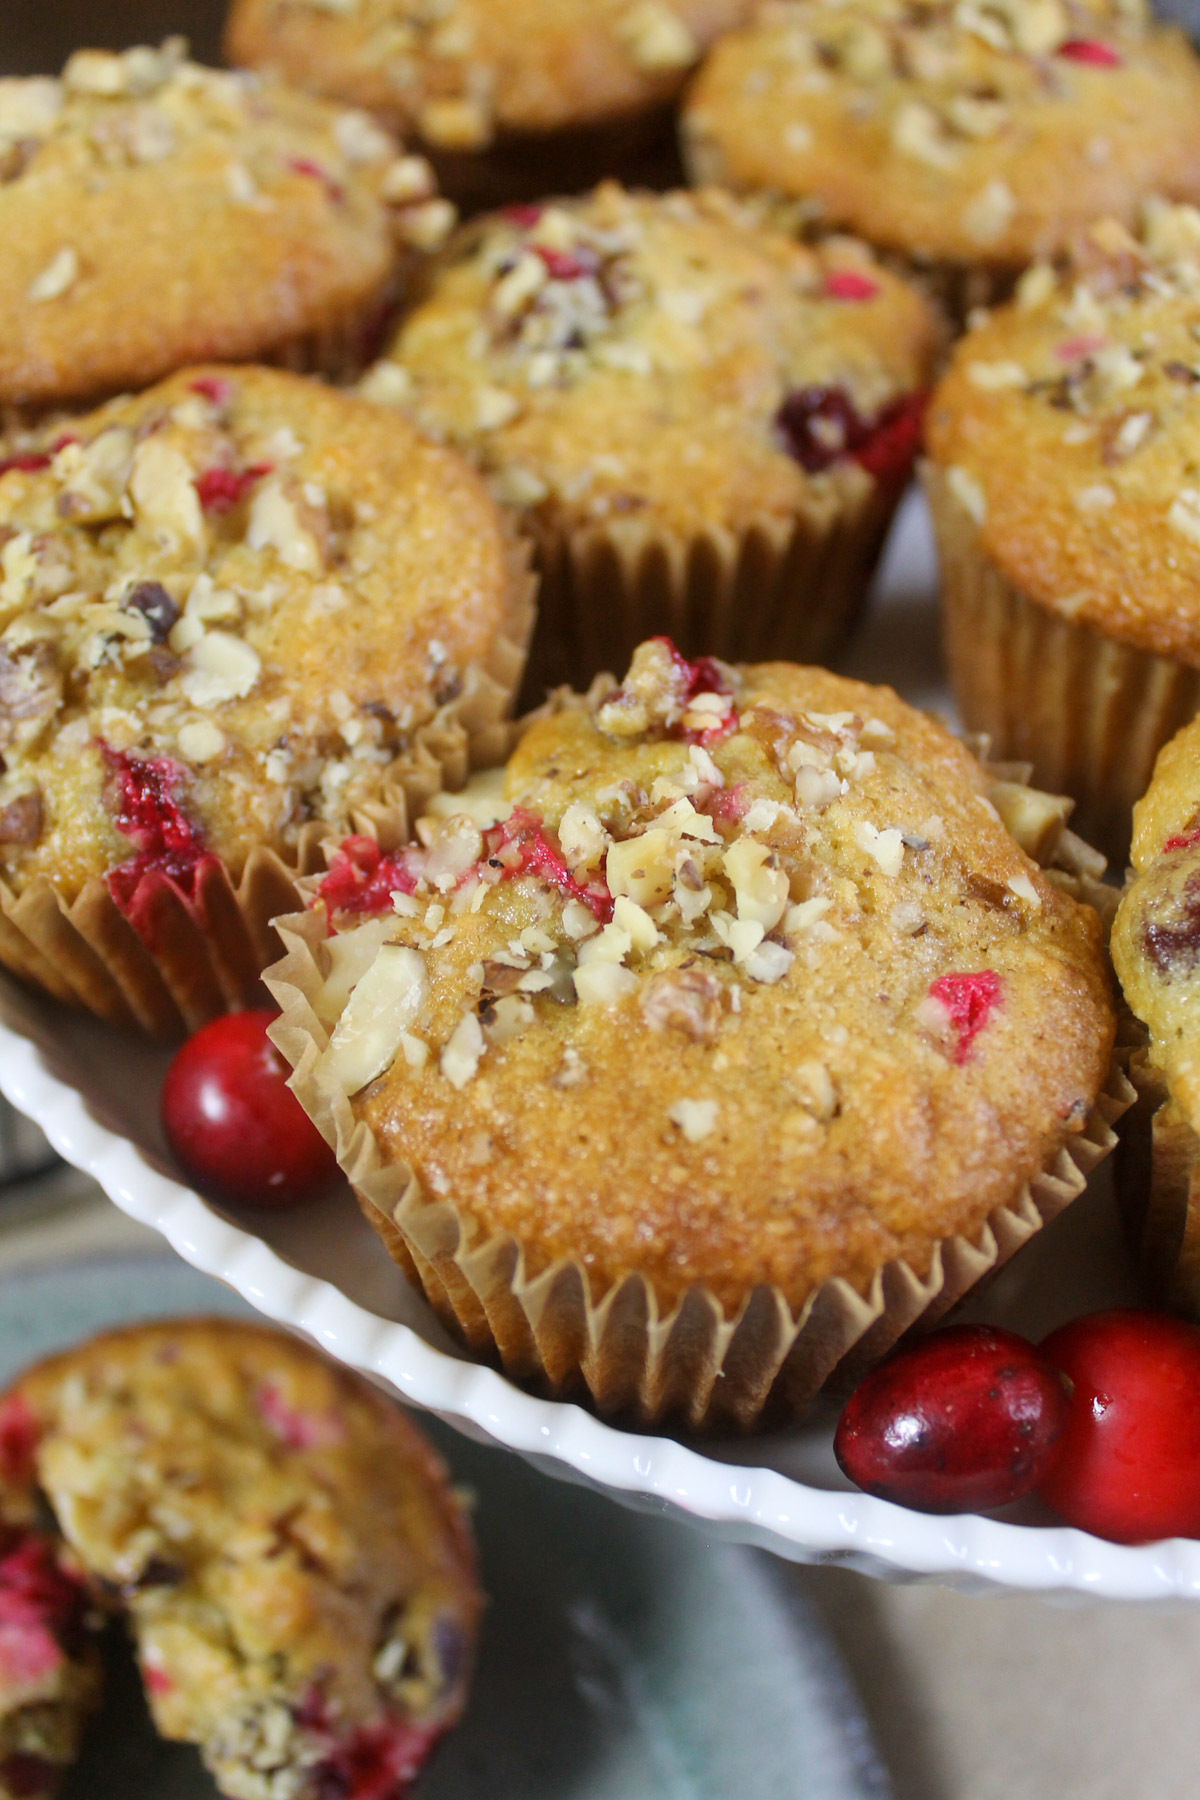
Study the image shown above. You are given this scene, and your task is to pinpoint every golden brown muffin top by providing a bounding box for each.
[1113,714,1200,1134]
[226,0,754,150]
[307,638,1113,1315]
[683,0,1200,273]
[927,204,1200,663]
[0,1319,478,1800]
[0,38,455,409]
[367,183,941,540]
[0,365,523,908]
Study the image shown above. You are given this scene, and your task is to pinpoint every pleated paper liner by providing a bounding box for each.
[0,543,536,1039]
[264,752,1130,1432]
[1116,1044,1200,1321]
[521,466,900,699]
[926,463,1200,866]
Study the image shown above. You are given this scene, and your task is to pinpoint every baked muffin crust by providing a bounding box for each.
[307,638,1114,1315]
[2,1320,478,1800]
[226,0,754,150]
[372,183,941,542]
[0,365,526,921]
[683,0,1200,279]
[0,38,454,409]
[927,204,1200,665]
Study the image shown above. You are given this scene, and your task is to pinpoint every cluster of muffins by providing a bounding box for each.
[0,1318,478,1800]
[14,0,1200,1448]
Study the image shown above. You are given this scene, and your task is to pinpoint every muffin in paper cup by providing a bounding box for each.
[224,0,754,212]
[682,0,1200,322]
[0,39,458,419]
[0,364,534,1037]
[266,637,1126,1430]
[1111,711,1200,1318]
[362,183,942,695]
[925,204,1200,863]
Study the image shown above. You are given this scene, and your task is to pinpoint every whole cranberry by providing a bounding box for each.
[834,1325,1070,1513]
[1037,1310,1200,1544]
[161,1010,338,1209]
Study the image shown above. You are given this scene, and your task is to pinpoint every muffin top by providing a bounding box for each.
[682,0,1200,273]
[0,364,525,917]
[368,183,941,540]
[226,0,754,151]
[928,204,1200,664]
[0,1319,478,1800]
[302,637,1113,1315]
[0,38,455,409]
[1113,715,1200,1133]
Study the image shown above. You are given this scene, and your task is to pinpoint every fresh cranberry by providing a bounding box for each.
[824,269,879,302]
[1055,332,1106,364]
[701,782,749,826]
[1057,38,1121,65]
[161,1010,339,1209]
[834,1325,1070,1514]
[257,1382,346,1451]
[317,836,420,918]
[314,1720,441,1800]
[503,204,544,229]
[194,462,273,515]
[1037,1311,1200,1543]
[642,638,738,746]
[926,970,1003,1063]
[776,386,926,487]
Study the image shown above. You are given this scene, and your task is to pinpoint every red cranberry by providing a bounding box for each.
[161,1010,338,1209]
[926,970,1003,1063]
[102,747,211,931]
[483,809,613,921]
[286,156,345,204]
[317,835,420,917]
[1057,38,1121,65]
[1037,1310,1200,1543]
[314,1720,441,1800]
[834,1325,1070,1514]
[776,386,926,486]
[194,462,273,515]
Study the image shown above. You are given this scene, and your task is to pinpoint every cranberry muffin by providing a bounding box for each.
[0,38,455,414]
[226,0,755,210]
[1112,715,1200,1317]
[0,1320,478,1800]
[0,364,532,1035]
[369,183,941,689]
[270,637,1122,1428]
[926,203,1200,861]
[683,0,1200,314]
[0,1408,101,1800]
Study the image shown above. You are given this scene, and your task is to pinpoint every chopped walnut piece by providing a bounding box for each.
[640,966,725,1039]
[0,786,42,844]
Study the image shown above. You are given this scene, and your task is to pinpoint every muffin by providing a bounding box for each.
[0,1320,479,1800]
[1112,715,1200,1316]
[926,203,1200,862]
[0,363,533,1036]
[0,37,456,416]
[367,183,942,691]
[268,636,1124,1429]
[0,1395,102,1800]
[225,0,755,212]
[682,0,1200,315]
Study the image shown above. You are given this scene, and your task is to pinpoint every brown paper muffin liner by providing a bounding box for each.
[926,463,1200,866]
[521,468,901,698]
[0,544,536,1039]
[1116,1043,1200,1320]
[264,761,1131,1431]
